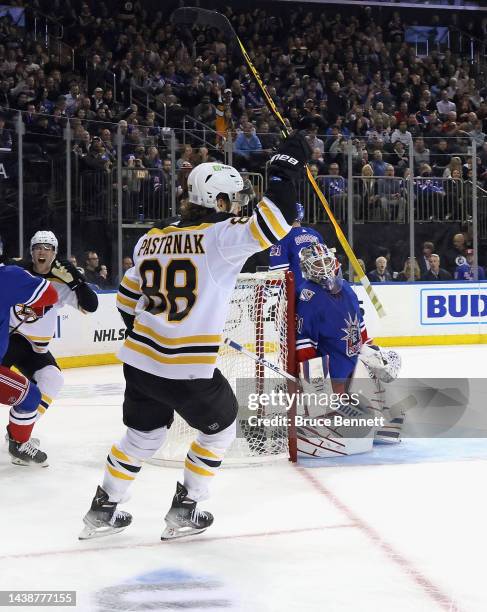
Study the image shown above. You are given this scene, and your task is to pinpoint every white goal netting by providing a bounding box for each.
[149,271,295,467]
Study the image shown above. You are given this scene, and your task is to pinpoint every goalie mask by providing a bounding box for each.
[187,162,245,210]
[299,243,343,293]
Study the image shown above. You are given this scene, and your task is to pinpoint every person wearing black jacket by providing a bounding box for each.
[421,254,452,281]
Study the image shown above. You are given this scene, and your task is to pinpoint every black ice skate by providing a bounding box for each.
[5,429,40,448]
[79,486,132,540]
[161,482,213,540]
[7,432,48,467]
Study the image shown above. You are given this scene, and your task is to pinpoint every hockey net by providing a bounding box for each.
[150,271,297,467]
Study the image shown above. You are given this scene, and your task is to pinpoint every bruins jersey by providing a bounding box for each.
[117,196,292,379]
[9,278,78,353]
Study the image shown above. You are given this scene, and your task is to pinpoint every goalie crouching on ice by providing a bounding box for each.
[295,243,403,457]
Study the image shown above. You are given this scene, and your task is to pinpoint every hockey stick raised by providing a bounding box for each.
[224,337,298,383]
[171,8,386,318]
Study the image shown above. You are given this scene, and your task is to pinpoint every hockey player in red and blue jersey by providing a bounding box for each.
[0,237,58,466]
[295,243,369,390]
[268,203,324,287]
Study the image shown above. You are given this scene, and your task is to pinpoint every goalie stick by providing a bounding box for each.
[224,337,298,383]
[171,7,386,318]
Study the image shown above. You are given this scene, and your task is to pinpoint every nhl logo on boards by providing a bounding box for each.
[340,313,361,357]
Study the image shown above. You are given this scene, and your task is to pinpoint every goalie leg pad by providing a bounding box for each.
[297,357,375,458]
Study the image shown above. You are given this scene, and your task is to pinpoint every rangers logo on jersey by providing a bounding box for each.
[299,288,315,302]
[340,313,361,357]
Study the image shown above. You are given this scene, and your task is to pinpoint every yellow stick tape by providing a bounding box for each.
[237,34,386,318]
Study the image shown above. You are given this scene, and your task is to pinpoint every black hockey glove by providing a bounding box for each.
[267,131,312,184]
[50,260,85,290]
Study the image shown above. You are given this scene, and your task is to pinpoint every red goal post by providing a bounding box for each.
[149,270,298,467]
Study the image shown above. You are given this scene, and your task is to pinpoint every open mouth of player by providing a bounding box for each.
[38,256,47,264]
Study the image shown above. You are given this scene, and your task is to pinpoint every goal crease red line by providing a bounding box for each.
[296,467,465,612]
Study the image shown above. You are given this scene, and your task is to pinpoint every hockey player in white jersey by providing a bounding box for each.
[4,231,98,463]
[80,133,312,540]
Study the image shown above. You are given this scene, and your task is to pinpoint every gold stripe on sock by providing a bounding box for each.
[184,458,214,477]
[107,464,135,481]
[110,445,131,463]
[190,441,220,460]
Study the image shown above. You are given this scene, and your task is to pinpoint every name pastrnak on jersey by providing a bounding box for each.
[9,279,78,353]
[117,197,292,379]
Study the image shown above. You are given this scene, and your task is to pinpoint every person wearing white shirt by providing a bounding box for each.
[436,90,456,116]
[390,121,413,147]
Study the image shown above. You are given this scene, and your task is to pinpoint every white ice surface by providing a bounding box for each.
[0,345,486,612]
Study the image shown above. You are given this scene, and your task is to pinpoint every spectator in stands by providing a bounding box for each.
[322,162,349,220]
[431,139,451,175]
[415,165,445,220]
[468,120,486,147]
[234,123,263,170]
[196,146,217,165]
[444,233,468,273]
[413,138,430,172]
[390,140,409,176]
[305,126,325,155]
[347,258,366,283]
[84,251,108,288]
[436,90,456,117]
[176,144,193,170]
[396,257,421,282]
[444,168,464,220]
[422,254,452,281]
[257,121,279,152]
[455,249,486,281]
[443,156,463,179]
[327,81,348,123]
[370,150,387,177]
[376,165,405,221]
[357,164,379,221]
[122,256,134,272]
[367,256,392,282]
[68,255,84,275]
[193,95,217,126]
[0,115,12,149]
[391,120,413,148]
[418,241,435,277]
[310,147,326,175]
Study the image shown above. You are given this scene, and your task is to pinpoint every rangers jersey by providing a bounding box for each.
[0,264,51,361]
[295,279,368,380]
[117,197,292,380]
[9,277,78,353]
[269,226,323,287]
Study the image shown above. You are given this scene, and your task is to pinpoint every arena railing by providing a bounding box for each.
[4,113,486,287]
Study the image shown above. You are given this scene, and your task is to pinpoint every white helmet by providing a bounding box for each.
[30,230,58,254]
[187,162,244,209]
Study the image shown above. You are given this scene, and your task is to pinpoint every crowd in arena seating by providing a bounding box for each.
[1,1,487,282]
